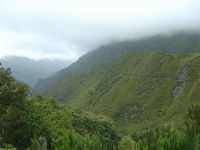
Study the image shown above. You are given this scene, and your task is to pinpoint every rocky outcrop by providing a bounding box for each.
[172,65,189,98]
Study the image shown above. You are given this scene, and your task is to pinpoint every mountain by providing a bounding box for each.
[0,56,70,87]
[1,55,200,150]
[36,50,200,132]
[35,31,200,91]
[34,31,200,133]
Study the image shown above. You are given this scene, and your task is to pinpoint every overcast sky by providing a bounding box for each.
[0,0,200,61]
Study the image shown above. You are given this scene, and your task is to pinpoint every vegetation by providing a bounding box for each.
[35,50,200,133]
[1,32,200,149]
[0,64,119,149]
[1,61,200,149]
[35,31,200,91]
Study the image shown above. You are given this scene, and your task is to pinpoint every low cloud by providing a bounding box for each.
[0,0,200,61]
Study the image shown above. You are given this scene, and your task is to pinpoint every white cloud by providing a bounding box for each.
[0,28,80,60]
[0,0,200,60]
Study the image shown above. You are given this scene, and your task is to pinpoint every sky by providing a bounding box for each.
[0,0,200,61]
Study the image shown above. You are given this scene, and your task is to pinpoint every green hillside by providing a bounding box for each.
[37,51,200,134]
[2,60,200,149]
[35,31,200,91]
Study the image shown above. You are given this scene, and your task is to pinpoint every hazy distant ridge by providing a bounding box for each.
[0,56,70,87]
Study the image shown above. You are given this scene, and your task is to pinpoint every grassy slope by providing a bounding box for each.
[41,51,200,134]
[35,31,200,91]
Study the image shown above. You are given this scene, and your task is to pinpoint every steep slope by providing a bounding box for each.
[0,56,70,87]
[37,51,200,133]
[35,31,200,91]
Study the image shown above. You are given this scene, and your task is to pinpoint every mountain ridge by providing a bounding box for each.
[36,50,200,133]
[0,56,70,87]
[34,31,200,133]
[35,31,200,91]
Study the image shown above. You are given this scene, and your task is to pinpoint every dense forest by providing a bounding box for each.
[1,62,200,149]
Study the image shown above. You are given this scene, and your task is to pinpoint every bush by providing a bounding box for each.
[118,136,138,150]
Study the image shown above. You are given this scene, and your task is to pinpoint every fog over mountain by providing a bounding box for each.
[0,0,200,61]
[0,56,70,87]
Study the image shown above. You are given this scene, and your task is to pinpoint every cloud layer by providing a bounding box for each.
[0,0,200,61]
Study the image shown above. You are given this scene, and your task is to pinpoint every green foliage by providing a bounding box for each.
[30,137,40,150]
[35,51,200,133]
[0,91,116,150]
[2,45,200,150]
[184,105,200,149]
[138,126,192,150]
[0,64,29,149]
[0,64,118,149]
[119,105,200,150]
[0,64,27,114]
[0,106,32,149]
[118,136,138,150]
[72,111,119,149]
[36,31,200,91]
[24,95,107,150]
[35,32,200,134]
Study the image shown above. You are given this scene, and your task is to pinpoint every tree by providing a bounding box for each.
[0,64,27,114]
[0,64,29,149]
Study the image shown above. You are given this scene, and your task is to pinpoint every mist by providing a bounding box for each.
[0,0,200,62]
